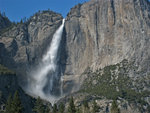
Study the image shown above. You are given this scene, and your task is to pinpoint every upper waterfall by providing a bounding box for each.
[25,19,65,104]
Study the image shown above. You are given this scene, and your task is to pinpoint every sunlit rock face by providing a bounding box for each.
[0,11,63,80]
[63,0,150,76]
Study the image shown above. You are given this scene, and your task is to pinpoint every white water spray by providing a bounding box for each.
[26,19,65,104]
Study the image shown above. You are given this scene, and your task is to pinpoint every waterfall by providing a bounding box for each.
[26,19,65,104]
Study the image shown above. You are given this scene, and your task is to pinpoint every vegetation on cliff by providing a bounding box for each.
[80,59,150,112]
[0,64,15,75]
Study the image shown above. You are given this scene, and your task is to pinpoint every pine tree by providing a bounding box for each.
[76,107,82,113]
[45,106,50,113]
[53,104,58,113]
[83,100,89,109]
[33,96,45,113]
[110,100,120,113]
[68,97,76,113]
[83,100,89,113]
[20,19,23,24]
[5,94,13,113]
[92,100,99,113]
[11,91,23,113]
[58,102,65,113]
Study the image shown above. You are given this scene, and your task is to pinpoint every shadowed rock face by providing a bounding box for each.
[63,0,150,76]
[0,73,34,113]
[0,11,63,80]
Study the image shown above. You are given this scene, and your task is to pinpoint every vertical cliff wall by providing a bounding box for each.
[63,0,150,77]
[0,11,63,79]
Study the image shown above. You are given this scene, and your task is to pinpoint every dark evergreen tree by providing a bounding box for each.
[45,106,50,113]
[58,102,65,113]
[110,100,120,113]
[83,100,89,109]
[11,91,23,113]
[5,94,13,113]
[33,96,45,113]
[20,19,23,24]
[68,97,76,113]
[76,107,82,113]
[53,104,58,113]
[83,100,89,113]
[92,100,99,113]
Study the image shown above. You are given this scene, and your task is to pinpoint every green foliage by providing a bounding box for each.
[81,59,150,106]
[58,102,65,113]
[76,107,82,113]
[92,100,99,113]
[45,106,50,113]
[0,64,15,75]
[68,97,76,113]
[83,100,89,109]
[5,94,13,113]
[5,91,23,113]
[11,91,23,113]
[33,97,45,113]
[53,104,58,113]
[111,100,120,113]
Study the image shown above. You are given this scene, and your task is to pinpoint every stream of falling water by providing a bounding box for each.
[26,19,65,104]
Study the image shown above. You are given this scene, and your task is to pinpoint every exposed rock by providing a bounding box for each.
[64,0,150,75]
[0,10,63,85]
[62,0,150,93]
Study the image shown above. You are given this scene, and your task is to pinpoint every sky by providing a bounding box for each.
[0,0,89,22]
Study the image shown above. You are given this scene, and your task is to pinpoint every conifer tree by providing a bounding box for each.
[33,96,45,113]
[68,97,76,113]
[92,100,99,113]
[58,102,65,113]
[83,100,89,113]
[45,106,50,113]
[53,104,58,113]
[110,100,120,113]
[5,94,13,113]
[11,91,23,113]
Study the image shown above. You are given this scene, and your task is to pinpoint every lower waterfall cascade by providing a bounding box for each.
[25,19,65,104]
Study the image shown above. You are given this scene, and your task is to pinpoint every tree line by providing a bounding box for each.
[4,91,120,113]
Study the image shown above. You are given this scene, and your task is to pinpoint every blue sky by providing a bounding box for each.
[0,0,89,22]
[0,0,149,22]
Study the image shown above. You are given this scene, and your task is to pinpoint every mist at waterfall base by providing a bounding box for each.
[25,19,65,104]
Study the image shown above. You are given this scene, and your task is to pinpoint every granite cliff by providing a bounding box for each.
[0,10,63,85]
[61,0,150,93]
[64,0,150,76]
[0,0,150,112]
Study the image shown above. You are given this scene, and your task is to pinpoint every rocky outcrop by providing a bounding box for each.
[0,11,63,83]
[63,0,150,80]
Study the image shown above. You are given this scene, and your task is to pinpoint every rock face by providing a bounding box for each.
[63,0,150,80]
[0,0,150,112]
[0,11,63,82]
